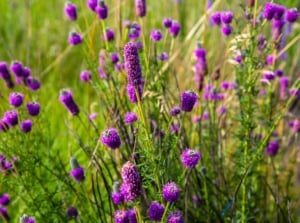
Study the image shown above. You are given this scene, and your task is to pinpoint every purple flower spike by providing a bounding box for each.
[221,11,233,24]
[26,76,41,91]
[279,76,289,100]
[124,112,138,125]
[167,211,184,223]
[100,128,121,149]
[170,106,181,116]
[181,90,197,112]
[59,89,80,116]
[67,206,79,218]
[271,20,285,41]
[87,0,97,12]
[105,28,115,42]
[23,67,31,78]
[111,53,119,64]
[111,192,124,205]
[3,110,18,126]
[163,18,173,28]
[273,4,285,21]
[26,102,40,116]
[135,0,147,17]
[169,21,181,38]
[9,92,24,107]
[181,148,201,169]
[0,207,9,221]
[80,70,92,82]
[286,8,299,23]
[150,29,163,42]
[0,194,10,206]
[121,161,141,202]
[265,141,280,157]
[114,210,128,223]
[0,62,14,88]
[70,157,85,182]
[162,182,180,202]
[148,201,165,221]
[64,2,77,21]
[124,42,143,86]
[96,0,108,20]
[221,24,233,36]
[126,84,143,103]
[10,61,24,77]
[263,2,276,20]
[211,12,221,25]
[20,120,33,133]
[68,32,83,45]
[157,52,169,61]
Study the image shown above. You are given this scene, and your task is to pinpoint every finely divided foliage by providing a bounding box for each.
[0,0,299,222]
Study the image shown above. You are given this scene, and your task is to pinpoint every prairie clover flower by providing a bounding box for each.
[148,201,165,221]
[279,76,289,100]
[0,207,9,220]
[64,2,77,21]
[70,157,85,182]
[87,0,97,12]
[135,0,147,17]
[217,105,227,116]
[162,182,180,202]
[110,53,119,64]
[271,19,285,41]
[150,29,163,42]
[167,211,184,223]
[170,106,181,116]
[105,28,115,42]
[170,123,180,134]
[20,120,33,133]
[121,161,141,202]
[0,62,14,88]
[286,8,299,23]
[59,89,80,116]
[181,90,197,112]
[163,18,173,28]
[210,12,221,25]
[100,128,121,149]
[10,61,24,77]
[96,0,108,20]
[68,31,83,45]
[114,209,137,223]
[3,110,18,126]
[124,112,138,125]
[26,102,40,116]
[221,11,233,24]
[289,120,300,133]
[221,24,233,36]
[124,42,143,86]
[0,194,10,206]
[80,70,92,82]
[157,52,169,61]
[26,76,41,91]
[19,214,35,223]
[181,148,201,169]
[169,21,181,37]
[67,206,79,218]
[9,92,24,107]
[265,141,280,157]
[111,192,124,205]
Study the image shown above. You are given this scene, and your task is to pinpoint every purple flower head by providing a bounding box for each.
[181,148,201,169]
[157,52,169,61]
[0,194,10,206]
[135,0,147,17]
[170,106,181,116]
[100,128,121,149]
[26,102,40,116]
[128,26,141,40]
[271,19,285,41]
[181,90,197,112]
[124,42,143,86]
[263,2,276,20]
[127,84,143,103]
[20,215,36,223]
[275,69,284,77]
[170,123,180,134]
[263,71,275,81]
[217,105,227,115]
[0,62,14,88]
[96,0,108,19]
[121,161,141,202]
[169,21,181,37]
[286,8,299,23]
[64,2,77,21]
[120,182,141,202]
[111,192,124,205]
[105,28,115,42]
[10,61,24,77]
[80,70,92,82]
[115,62,125,71]
[257,34,266,51]
[273,4,285,20]
[3,110,18,126]
[26,76,41,91]
[265,141,280,157]
[221,11,233,24]
[162,182,180,202]
[67,206,79,218]
[127,209,137,223]
[70,157,85,182]
[124,112,138,125]
[150,29,163,42]
[221,24,233,36]
[194,47,206,60]
[163,18,173,28]
[114,210,128,223]
[23,67,31,78]
[148,201,165,221]
[9,92,24,107]
[0,207,9,221]
[279,76,289,100]
[289,119,300,133]
[68,32,83,45]
[167,211,184,223]
[111,53,119,64]
[211,12,221,25]
[265,55,274,66]
[59,89,80,116]
[20,120,33,133]
[87,0,97,11]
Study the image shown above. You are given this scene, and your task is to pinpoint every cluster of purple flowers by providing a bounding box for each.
[114,209,137,223]
[163,18,181,38]
[210,11,234,36]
